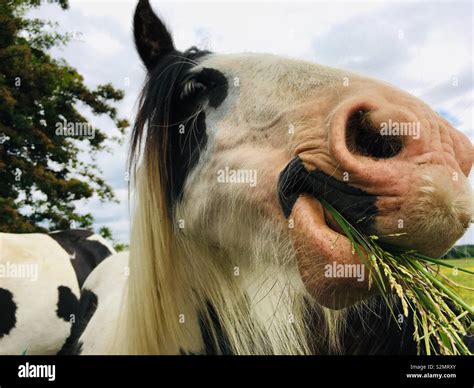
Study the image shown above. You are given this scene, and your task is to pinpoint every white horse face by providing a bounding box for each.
[133,0,473,309]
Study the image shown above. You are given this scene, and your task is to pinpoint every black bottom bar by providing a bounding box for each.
[0,356,471,387]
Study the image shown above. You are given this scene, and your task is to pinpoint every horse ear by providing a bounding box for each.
[134,0,175,70]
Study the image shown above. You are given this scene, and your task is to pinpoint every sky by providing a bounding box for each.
[29,0,473,245]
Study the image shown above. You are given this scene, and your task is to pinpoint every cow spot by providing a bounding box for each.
[56,286,79,322]
[57,288,98,355]
[0,288,17,338]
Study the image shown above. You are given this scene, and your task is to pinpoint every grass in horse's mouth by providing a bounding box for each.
[321,200,474,355]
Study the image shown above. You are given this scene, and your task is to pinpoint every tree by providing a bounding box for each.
[443,245,474,259]
[0,0,129,233]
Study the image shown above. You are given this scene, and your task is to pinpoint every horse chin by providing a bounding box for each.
[288,194,374,309]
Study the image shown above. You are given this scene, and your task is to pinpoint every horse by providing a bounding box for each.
[0,230,115,354]
[67,0,474,355]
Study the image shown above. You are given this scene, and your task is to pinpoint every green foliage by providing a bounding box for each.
[98,225,113,240]
[113,242,129,253]
[443,245,474,259]
[0,0,129,233]
[98,226,128,252]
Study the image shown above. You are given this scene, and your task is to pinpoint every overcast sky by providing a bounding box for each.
[29,0,473,244]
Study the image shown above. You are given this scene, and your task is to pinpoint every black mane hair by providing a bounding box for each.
[129,47,211,206]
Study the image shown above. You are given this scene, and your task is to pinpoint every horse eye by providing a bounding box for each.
[179,79,206,100]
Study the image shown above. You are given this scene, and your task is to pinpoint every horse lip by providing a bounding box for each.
[277,156,378,231]
[323,207,346,236]
[288,195,372,309]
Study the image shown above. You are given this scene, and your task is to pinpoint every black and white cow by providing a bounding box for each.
[0,229,115,355]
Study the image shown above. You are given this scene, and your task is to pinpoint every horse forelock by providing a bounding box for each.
[129,47,211,208]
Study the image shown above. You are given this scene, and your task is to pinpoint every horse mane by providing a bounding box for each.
[112,48,207,354]
[111,47,409,355]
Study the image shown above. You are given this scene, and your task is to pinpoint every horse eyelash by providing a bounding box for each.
[180,79,206,100]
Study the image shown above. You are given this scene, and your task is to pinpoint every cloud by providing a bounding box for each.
[75,188,130,242]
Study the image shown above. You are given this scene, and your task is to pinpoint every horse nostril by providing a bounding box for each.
[345,109,403,159]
